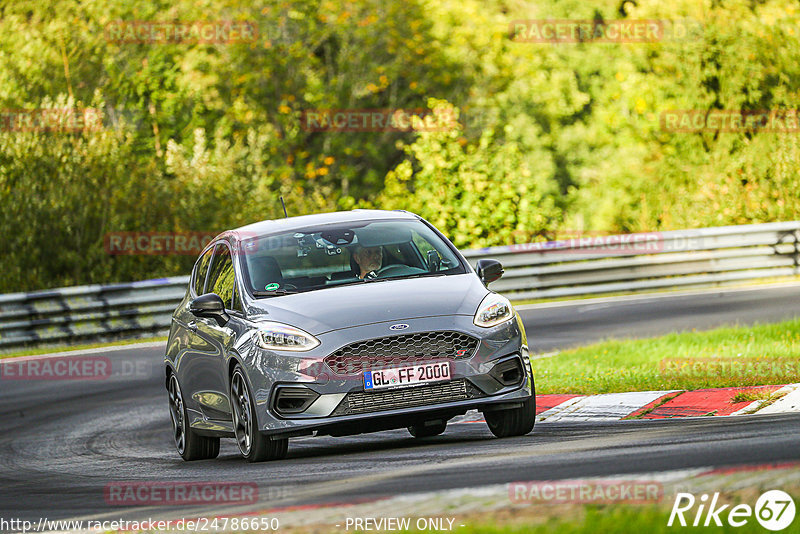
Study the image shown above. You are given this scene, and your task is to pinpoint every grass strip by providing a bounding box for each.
[0,336,167,359]
[533,318,800,395]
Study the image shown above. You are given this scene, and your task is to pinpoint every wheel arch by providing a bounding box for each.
[224,350,269,430]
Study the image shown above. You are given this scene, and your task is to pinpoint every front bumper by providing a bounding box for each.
[241,314,531,436]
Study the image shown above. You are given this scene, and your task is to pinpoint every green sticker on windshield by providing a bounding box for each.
[265,283,280,291]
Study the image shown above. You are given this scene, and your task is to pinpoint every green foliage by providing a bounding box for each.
[0,93,183,289]
[1,0,799,291]
[378,100,562,248]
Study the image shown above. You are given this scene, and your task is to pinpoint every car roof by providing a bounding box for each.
[225,209,420,241]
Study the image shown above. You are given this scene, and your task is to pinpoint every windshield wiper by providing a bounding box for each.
[365,272,445,282]
[329,279,365,287]
[252,289,301,297]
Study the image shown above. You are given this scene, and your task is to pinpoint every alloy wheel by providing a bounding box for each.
[231,370,253,456]
[168,375,186,455]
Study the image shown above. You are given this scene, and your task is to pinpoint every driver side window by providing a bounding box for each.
[206,244,235,308]
[193,248,214,295]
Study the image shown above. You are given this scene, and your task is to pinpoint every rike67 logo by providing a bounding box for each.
[669,490,795,531]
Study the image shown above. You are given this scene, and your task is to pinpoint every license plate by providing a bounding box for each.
[364,361,451,391]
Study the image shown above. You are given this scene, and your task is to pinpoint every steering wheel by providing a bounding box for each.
[374,264,408,277]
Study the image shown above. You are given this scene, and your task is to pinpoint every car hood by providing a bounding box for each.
[245,274,488,335]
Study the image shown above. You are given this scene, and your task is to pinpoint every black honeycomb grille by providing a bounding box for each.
[330,379,484,416]
[324,331,479,375]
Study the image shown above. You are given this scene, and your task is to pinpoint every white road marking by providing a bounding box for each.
[729,399,766,416]
[535,396,585,421]
[450,410,485,424]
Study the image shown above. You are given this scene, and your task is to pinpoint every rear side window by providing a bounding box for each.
[193,248,214,295]
[206,244,235,308]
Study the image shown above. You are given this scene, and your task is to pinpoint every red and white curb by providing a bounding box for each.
[454,383,800,424]
[537,390,680,422]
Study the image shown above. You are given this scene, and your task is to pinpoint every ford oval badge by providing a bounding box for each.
[389,323,409,331]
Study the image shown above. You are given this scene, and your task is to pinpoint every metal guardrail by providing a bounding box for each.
[1,222,798,349]
[0,278,188,349]
[461,221,800,299]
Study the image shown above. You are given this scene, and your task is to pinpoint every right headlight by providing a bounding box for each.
[474,293,514,328]
[256,322,320,351]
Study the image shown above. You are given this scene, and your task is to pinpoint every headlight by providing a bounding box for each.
[256,322,320,351]
[474,293,514,328]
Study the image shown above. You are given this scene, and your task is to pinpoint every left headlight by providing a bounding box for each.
[474,293,514,328]
[256,322,320,351]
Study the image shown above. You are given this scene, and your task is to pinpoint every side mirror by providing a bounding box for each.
[190,293,230,326]
[475,259,504,285]
[426,249,441,272]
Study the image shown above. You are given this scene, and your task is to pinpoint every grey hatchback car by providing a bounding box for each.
[165,210,535,462]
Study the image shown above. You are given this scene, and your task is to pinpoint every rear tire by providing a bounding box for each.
[168,373,220,461]
[230,365,288,463]
[408,419,447,438]
[484,395,536,438]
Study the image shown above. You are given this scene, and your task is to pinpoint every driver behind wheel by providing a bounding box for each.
[352,245,383,279]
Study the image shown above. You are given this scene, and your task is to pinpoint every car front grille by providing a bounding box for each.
[329,379,484,416]
[324,331,479,375]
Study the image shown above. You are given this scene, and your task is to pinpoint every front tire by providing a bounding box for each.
[168,373,220,461]
[484,395,536,438]
[230,365,288,463]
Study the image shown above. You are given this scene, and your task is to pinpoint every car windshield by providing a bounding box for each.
[241,219,465,296]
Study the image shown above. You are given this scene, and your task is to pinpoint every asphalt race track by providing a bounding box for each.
[519,283,800,352]
[2,284,800,524]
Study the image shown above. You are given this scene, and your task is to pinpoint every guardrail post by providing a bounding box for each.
[779,227,800,276]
